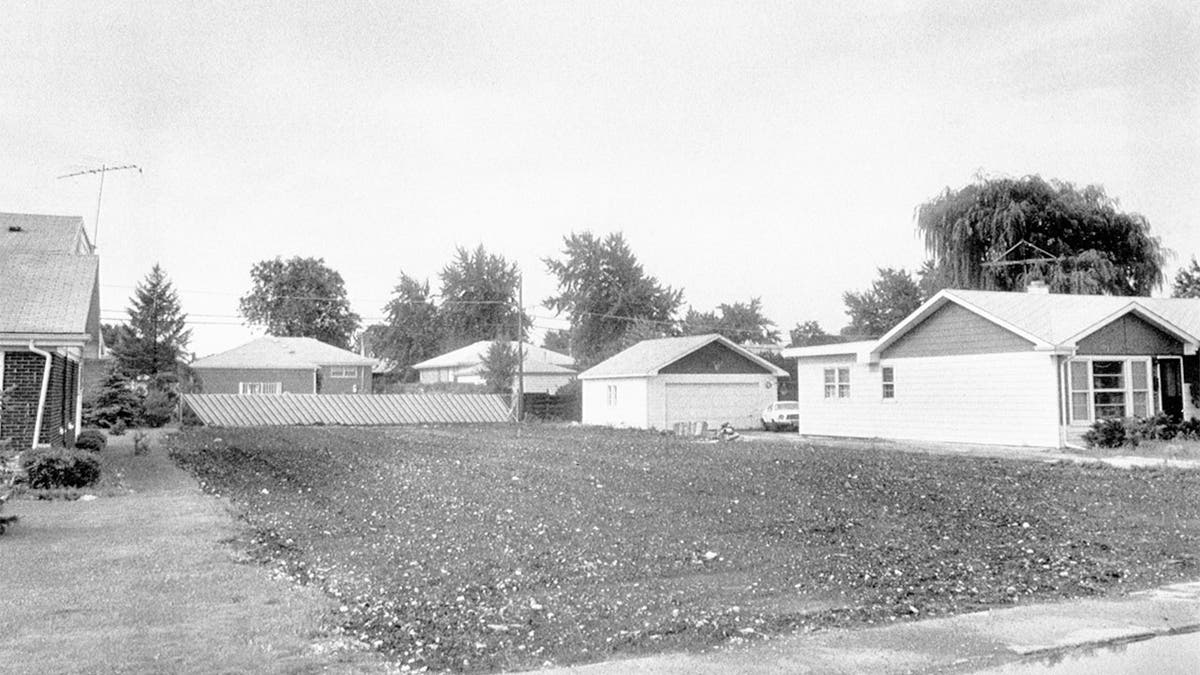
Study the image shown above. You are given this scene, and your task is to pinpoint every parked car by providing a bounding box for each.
[761,400,799,431]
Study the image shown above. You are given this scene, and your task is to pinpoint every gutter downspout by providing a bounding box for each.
[28,341,53,449]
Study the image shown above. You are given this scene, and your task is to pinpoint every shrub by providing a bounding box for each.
[1179,417,1200,440]
[83,369,144,430]
[110,419,128,436]
[74,429,108,453]
[140,388,175,427]
[1082,419,1133,448]
[22,449,101,489]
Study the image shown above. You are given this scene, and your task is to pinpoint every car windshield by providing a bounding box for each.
[775,402,799,410]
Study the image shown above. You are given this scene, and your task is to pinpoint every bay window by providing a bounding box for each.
[1068,358,1151,423]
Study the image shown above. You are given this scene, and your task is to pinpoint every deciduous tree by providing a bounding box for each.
[916,175,1166,295]
[1172,257,1200,298]
[438,246,525,350]
[377,274,442,379]
[239,256,360,348]
[544,232,683,367]
[843,268,923,337]
[681,298,780,344]
[788,320,841,347]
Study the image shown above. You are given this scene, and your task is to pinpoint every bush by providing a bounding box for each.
[1083,415,1200,448]
[141,388,175,427]
[110,419,128,436]
[74,429,108,453]
[1083,419,1129,448]
[22,449,101,489]
[83,369,143,430]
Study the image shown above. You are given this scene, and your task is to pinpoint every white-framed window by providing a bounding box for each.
[881,366,895,399]
[329,366,357,378]
[823,367,850,399]
[238,382,282,395]
[606,384,618,406]
[1068,358,1151,423]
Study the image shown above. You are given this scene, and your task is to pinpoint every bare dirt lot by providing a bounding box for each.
[167,424,1200,673]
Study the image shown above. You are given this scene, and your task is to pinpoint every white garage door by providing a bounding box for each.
[665,383,762,429]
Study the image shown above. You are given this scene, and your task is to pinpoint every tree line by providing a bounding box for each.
[106,174,1200,390]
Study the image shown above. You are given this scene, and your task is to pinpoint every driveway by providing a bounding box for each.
[0,430,387,675]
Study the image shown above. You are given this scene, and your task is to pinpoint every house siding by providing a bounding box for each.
[193,368,316,394]
[658,342,768,375]
[1075,314,1185,355]
[796,351,1061,447]
[514,373,574,394]
[581,377,648,428]
[882,303,1035,359]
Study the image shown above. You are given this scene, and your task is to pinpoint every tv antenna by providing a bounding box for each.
[57,163,142,249]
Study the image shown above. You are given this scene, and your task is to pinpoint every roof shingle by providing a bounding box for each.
[191,336,377,370]
[0,252,99,334]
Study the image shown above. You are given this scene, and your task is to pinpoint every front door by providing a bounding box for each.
[1157,358,1184,420]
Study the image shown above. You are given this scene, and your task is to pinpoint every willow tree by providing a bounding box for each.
[915,176,1167,296]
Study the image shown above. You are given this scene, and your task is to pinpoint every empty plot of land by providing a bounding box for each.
[168,425,1200,673]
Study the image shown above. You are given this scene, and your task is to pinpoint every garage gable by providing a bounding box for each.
[659,341,773,374]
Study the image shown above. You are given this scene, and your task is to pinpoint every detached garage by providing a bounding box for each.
[579,334,787,430]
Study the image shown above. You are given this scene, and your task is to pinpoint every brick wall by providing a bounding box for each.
[40,353,65,447]
[1,351,45,450]
[0,351,78,450]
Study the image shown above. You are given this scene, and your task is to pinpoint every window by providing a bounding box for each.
[823,367,850,399]
[329,366,357,378]
[606,384,618,406]
[1068,359,1150,423]
[238,382,281,395]
[881,367,895,399]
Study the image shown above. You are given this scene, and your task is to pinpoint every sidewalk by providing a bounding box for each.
[547,581,1200,674]
[0,430,386,675]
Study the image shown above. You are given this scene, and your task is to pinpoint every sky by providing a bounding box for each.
[2,1,1197,358]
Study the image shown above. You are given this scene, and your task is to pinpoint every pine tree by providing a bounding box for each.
[113,264,191,378]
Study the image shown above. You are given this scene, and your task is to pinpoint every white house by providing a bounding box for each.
[412,341,576,394]
[782,287,1200,448]
[579,334,787,430]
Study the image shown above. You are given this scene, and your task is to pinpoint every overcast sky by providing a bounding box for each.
[3,1,1197,357]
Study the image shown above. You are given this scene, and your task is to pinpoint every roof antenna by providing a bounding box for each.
[57,163,142,251]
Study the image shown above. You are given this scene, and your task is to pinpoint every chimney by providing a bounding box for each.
[1026,280,1049,294]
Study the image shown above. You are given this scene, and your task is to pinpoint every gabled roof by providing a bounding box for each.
[412,341,574,371]
[458,355,577,377]
[191,336,377,370]
[0,252,100,337]
[579,334,788,379]
[0,212,93,254]
[867,289,1200,361]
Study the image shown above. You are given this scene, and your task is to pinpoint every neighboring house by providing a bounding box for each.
[191,337,376,395]
[782,286,1200,448]
[579,334,787,430]
[412,341,576,394]
[0,213,102,450]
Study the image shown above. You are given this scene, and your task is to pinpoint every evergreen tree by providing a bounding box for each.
[112,264,191,378]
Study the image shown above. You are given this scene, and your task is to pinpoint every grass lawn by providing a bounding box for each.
[168,424,1200,673]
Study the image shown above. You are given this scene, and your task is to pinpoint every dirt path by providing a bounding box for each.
[0,430,387,675]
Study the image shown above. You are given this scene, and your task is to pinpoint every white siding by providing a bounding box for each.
[581,377,649,428]
[516,373,575,394]
[796,352,1061,447]
[418,367,456,384]
[647,373,778,430]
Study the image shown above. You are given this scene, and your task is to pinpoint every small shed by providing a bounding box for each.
[579,334,787,430]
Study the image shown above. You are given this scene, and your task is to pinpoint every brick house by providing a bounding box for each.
[191,336,375,394]
[1,213,102,450]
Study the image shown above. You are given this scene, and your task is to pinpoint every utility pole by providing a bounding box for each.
[516,273,525,423]
[57,163,142,250]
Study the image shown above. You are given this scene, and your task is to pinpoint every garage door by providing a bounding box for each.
[664,383,762,429]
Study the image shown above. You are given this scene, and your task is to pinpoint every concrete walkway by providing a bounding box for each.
[549,581,1200,674]
[0,430,386,675]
